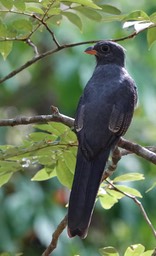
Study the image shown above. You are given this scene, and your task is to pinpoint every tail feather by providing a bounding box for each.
[68,148,110,238]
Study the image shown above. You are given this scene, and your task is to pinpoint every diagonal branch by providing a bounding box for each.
[107,180,156,239]
[0,109,156,165]
[42,215,68,256]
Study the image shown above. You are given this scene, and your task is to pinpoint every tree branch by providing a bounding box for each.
[42,215,68,256]
[0,109,156,165]
[107,180,156,239]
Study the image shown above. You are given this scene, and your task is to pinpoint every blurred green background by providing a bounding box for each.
[0,0,156,255]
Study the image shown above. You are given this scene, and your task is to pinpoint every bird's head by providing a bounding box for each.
[84,41,125,67]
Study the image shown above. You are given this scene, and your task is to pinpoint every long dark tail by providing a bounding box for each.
[67,147,110,238]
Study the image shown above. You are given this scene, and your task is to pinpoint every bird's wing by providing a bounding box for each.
[109,82,137,136]
[74,96,85,133]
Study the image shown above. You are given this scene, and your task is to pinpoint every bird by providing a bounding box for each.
[67,40,137,239]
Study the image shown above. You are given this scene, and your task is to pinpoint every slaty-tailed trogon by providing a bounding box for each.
[67,41,137,238]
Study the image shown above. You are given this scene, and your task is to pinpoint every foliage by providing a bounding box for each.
[0,0,156,255]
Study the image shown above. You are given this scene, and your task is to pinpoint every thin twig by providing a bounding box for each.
[42,215,68,256]
[26,38,39,56]
[107,180,156,239]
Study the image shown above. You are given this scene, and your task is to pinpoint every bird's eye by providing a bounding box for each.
[101,45,110,53]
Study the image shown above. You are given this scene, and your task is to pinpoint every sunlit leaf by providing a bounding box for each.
[113,173,144,182]
[124,244,145,256]
[0,41,13,60]
[147,27,156,49]
[99,246,119,256]
[73,6,102,21]
[106,189,124,200]
[61,0,101,9]
[31,167,56,181]
[99,192,118,209]
[115,185,142,198]
[56,158,73,188]
[123,20,153,33]
[99,4,121,15]
[142,250,155,256]
[62,11,82,31]
[63,151,76,174]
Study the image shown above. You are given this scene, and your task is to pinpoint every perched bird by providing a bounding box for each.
[67,41,137,239]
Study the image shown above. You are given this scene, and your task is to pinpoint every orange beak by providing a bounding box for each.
[84,46,97,55]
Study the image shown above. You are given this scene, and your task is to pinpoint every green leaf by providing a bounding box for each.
[0,0,13,9]
[61,0,101,10]
[147,27,156,49]
[142,250,155,256]
[73,6,102,21]
[62,11,82,31]
[25,3,44,14]
[0,22,7,37]
[13,0,26,11]
[124,244,145,256]
[63,151,76,174]
[113,173,144,183]
[146,181,156,193]
[0,172,13,187]
[99,247,119,256]
[150,12,156,23]
[106,189,124,200]
[56,158,73,188]
[99,4,121,15]
[124,10,149,21]
[99,191,118,209]
[32,167,56,181]
[47,7,60,16]
[12,19,32,33]
[0,41,13,60]
[115,185,142,198]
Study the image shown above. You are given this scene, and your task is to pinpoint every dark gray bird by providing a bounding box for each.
[67,41,137,239]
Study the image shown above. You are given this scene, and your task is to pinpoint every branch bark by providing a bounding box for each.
[0,109,155,165]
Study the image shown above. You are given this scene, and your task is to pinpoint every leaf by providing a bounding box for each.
[147,27,156,49]
[115,185,142,198]
[61,0,101,10]
[142,250,155,256]
[32,167,56,181]
[13,0,26,11]
[62,11,82,31]
[99,247,119,256]
[106,189,124,200]
[99,191,118,209]
[99,4,121,15]
[47,7,60,16]
[150,12,156,23]
[124,244,145,256]
[73,6,102,21]
[123,20,153,33]
[0,22,7,37]
[0,0,13,9]
[56,158,73,188]
[124,10,149,21]
[0,41,13,60]
[0,172,13,187]
[12,19,32,33]
[113,173,145,183]
[25,3,44,14]
[146,181,156,193]
[63,151,76,174]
